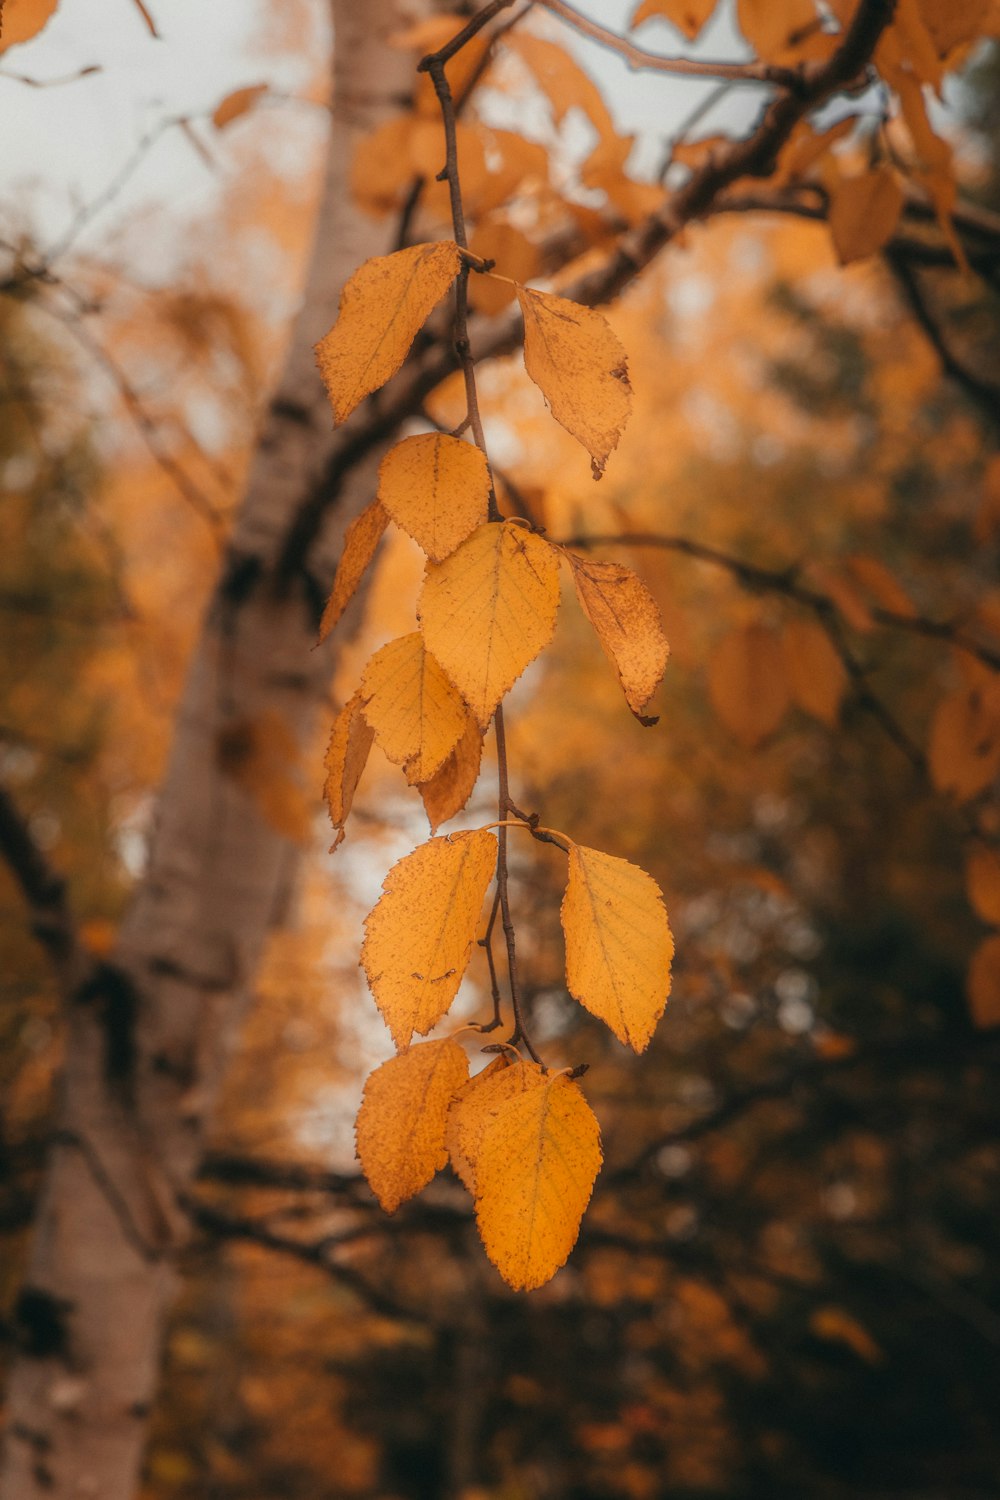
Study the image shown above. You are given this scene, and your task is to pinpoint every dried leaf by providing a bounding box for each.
[966,846,1000,925]
[508,32,615,140]
[446,1057,545,1193]
[324,691,375,851]
[561,844,673,1052]
[518,287,632,479]
[360,632,468,784]
[829,167,905,263]
[565,552,669,720]
[419,522,560,728]
[968,935,1000,1028]
[419,712,484,832]
[783,619,847,727]
[468,222,541,316]
[212,84,268,130]
[315,242,462,424]
[318,501,389,643]
[708,624,789,747]
[630,0,718,39]
[737,0,827,60]
[0,0,59,51]
[809,1307,883,1364]
[356,1039,469,1212]
[378,434,490,562]
[474,1074,603,1291]
[362,831,496,1048]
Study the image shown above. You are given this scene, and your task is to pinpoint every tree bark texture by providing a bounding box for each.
[0,4,447,1496]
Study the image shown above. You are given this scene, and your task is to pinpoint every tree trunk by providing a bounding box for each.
[0,5,443,1496]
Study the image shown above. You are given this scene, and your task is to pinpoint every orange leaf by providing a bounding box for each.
[518,287,632,479]
[561,844,674,1052]
[212,84,268,130]
[783,619,848,727]
[630,0,718,39]
[966,846,1000,926]
[324,691,375,851]
[446,1056,545,1193]
[565,552,669,720]
[315,241,462,424]
[829,167,905,264]
[361,831,496,1048]
[0,0,60,51]
[418,712,484,833]
[360,632,468,784]
[356,1039,469,1213]
[419,522,560,728]
[968,936,1000,1028]
[378,434,490,562]
[318,500,389,642]
[928,684,1000,800]
[474,1074,603,1291]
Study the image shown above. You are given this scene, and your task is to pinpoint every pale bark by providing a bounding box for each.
[0,5,447,1497]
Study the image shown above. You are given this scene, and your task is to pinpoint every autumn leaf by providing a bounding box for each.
[377,434,490,562]
[324,691,375,850]
[212,84,268,130]
[315,241,462,424]
[318,500,389,643]
[928,683,1000,800]
[968,936,1000,1029]
[829,167,905,264]
[561,844,674,1052]
[809,1307,883,1364]
[564,552,669,721]
[355,1038,469,1213]
[783,619,847,727]
[418,711,484,832]
[361,831,496,1048]
[474,1074,603,1291]
[518,287,632,479]
[0,0,60,51]
[446,1056,545,1193]
[360,632,468,784]
[737,0,827,61]
[468,222,541,316]
[508,32,615,141]
[708,623,790,747]
[966,846,1000,925]
[419,521,560,728]
[630,0,718,39]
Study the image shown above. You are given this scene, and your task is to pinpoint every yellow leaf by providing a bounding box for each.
[630,0,718,39]
[0,0,59,51]
[362,831,496,1048]
[419,522,560,728]
[318,500,389,643]
[968,936,1000,1028]
[418,712,484,832]
[783,619,848,728]
[212,83,268,130]
[565,552,669,721]
[360,632,468,784]
[324,691,375,851]
[829,167,905,263]
[474,1074,602,1291]
[708,624,789,747]
[377,434,490,562]
[517,288,632,479]
[355,1039,469,1213]
[315,241,462,424]
[966,846,1000,925]
[561,844,673,1053]
[446,1057,545,1193]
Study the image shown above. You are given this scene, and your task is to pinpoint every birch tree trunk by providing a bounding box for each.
[0,5,445,1496]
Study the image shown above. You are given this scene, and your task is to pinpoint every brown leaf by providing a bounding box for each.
[565,552,669,720]
[318,501,389,643]
[324,691,375,851]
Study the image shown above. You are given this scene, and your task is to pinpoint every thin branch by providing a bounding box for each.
[887,248,1000,431]
[536,0,807,88]
[0,783,79,980]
